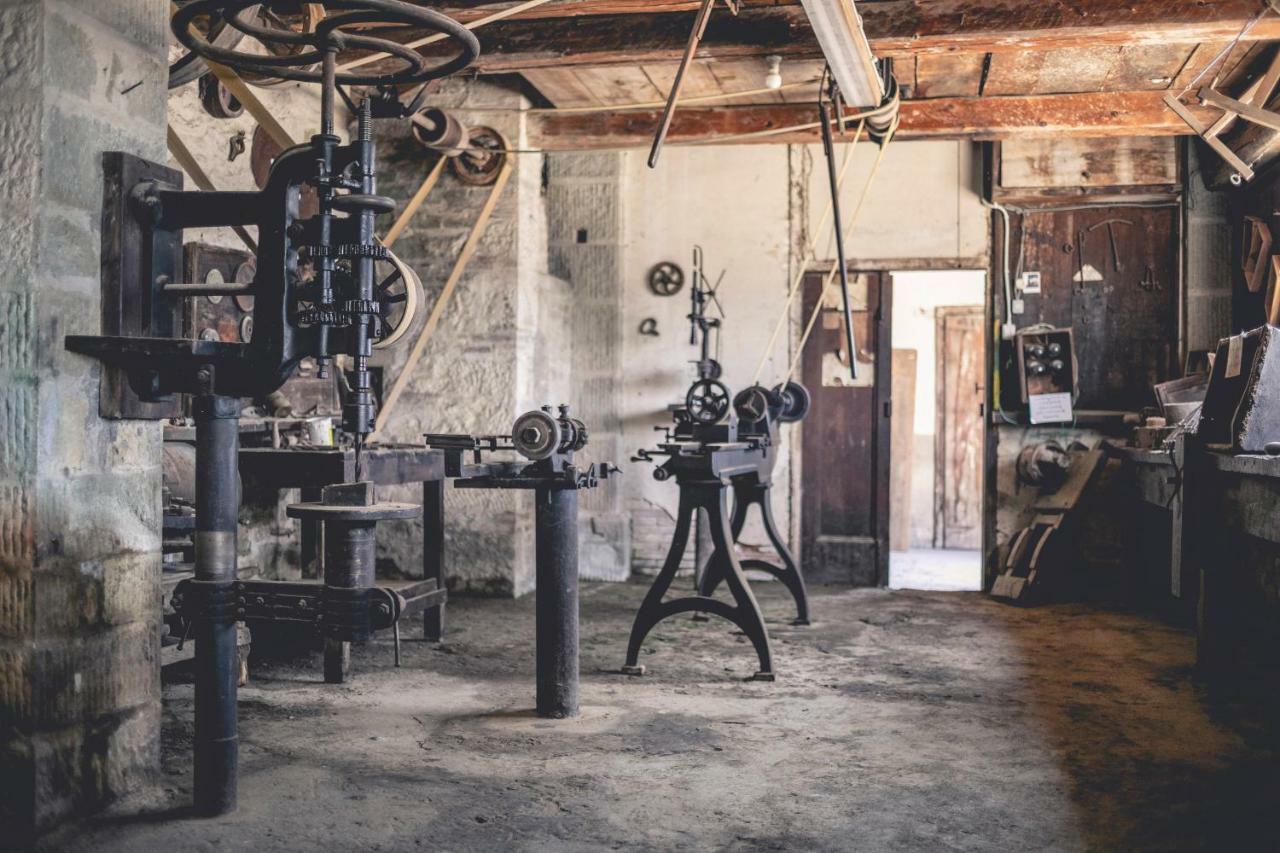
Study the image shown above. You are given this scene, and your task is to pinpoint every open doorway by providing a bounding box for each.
[888,270,987,591]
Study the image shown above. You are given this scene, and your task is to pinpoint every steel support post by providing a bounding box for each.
[422,479,446,641]
[535,486,579,718]
[193,393,240,816]
[323,516,377,684]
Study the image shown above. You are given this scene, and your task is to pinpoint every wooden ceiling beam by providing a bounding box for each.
[525,91,1220,149]
[399,0,1280,72]
[435,0,796,23]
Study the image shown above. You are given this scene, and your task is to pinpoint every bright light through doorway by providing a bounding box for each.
[887,270,986,592]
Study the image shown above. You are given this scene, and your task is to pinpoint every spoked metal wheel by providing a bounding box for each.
[686,378,731,425]
[371,242,423,350]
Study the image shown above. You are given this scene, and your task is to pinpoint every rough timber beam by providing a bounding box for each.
[401,0,1280,72]
[525,91,1220,149]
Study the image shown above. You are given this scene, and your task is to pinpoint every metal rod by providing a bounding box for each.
[648,0,716,168]
[535,487,579,718]
[162,282,254,297]
[193,393,240,817]
[422,479,446,642]
[819,100,859,381]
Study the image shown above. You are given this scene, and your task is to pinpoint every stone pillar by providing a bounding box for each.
[546,152,631,581]
[0,0,167,842]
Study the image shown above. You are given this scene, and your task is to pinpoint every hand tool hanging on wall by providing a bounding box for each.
[648,0,741,168]
[68,0,482,818]
[1086,218,1132,274]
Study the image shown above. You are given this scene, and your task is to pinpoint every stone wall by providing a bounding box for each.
[545,152,630,581]
[0,0,167,841]
[1184,142,1233,353]
[371,78,572,597]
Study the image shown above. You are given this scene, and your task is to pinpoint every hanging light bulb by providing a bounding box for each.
[765,55,783,90]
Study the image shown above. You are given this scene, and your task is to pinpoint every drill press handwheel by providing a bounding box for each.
[172,0,481,86]
[686,378,731,425]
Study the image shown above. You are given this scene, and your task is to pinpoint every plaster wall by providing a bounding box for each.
[620,145,795,574]
[798,140,989,266]
[621,140,990,574]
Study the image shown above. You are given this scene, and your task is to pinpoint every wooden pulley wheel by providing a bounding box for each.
[450,126,507,186]
[235,3,325,87]
[198,72,243,118]
[251,125,320,218]
[371,241,423,351]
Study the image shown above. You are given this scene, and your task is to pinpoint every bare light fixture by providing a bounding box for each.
[765,55,783,90]
[797,0,883,106]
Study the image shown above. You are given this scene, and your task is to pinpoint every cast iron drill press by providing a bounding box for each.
[65,0,480,817]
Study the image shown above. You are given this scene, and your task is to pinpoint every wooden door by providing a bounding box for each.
[935,307,985,550]
[801,271,892,586]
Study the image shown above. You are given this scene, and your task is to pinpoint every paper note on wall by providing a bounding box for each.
[1029,392,1073,425]
[1226,334,1243,379]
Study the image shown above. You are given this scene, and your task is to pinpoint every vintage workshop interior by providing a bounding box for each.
[10,0,1280,849]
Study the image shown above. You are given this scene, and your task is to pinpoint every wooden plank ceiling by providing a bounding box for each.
[385,0,1280,146]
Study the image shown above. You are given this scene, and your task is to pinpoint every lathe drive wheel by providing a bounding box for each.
[686,379,731,425]
[775,380,811,423]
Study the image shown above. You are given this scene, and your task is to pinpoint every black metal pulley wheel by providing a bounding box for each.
[699,358,723,380]
[734,386,769,424]
[172,0,481,87]
[648,262,684,296]
[734,385,784,424]
[686,379,731,425]
[774,380,811,423]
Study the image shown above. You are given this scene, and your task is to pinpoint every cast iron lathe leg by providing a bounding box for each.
[535,486,579,718]
[422,479,446,642]
[755,480,809,625]
[700,479,810,625]
[624,481,774,679]
[193,394,240,816]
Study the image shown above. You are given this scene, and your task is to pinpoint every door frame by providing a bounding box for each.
[933,305,987,550]
[798,270,893,587]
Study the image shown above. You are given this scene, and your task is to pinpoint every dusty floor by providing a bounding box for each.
[47,581,1280,852]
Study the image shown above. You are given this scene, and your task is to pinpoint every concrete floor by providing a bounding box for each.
[889,549,983,591]
[48,581,1280,852]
